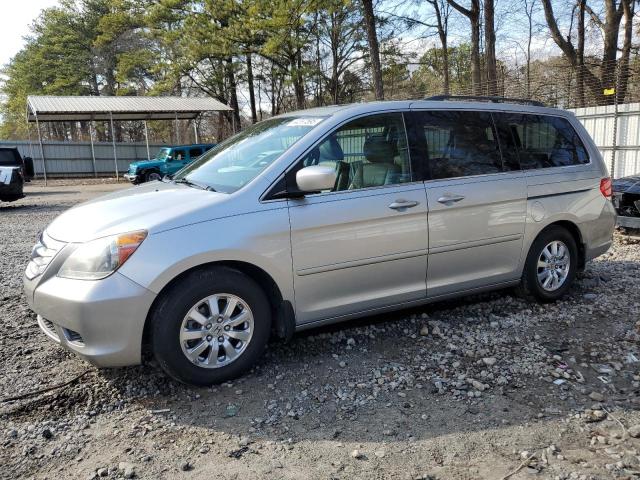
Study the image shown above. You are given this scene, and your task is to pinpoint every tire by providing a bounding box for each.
[518,226,578,303]
[144,170,162,183]
[150,266,272,386]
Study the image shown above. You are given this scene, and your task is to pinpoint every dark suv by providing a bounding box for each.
[0,147,34,202]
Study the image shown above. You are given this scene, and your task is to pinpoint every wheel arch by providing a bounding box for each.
[535,220,586,270]
[142,260,294,354]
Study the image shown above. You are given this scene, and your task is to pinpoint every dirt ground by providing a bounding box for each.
[1,180,639,480]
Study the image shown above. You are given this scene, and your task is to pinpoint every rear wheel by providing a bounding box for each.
[151,267,271,385]
[518,226,578,302]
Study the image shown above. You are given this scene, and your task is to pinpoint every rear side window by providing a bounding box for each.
[0,149,19,166]
[410,111,503,180]
[189,148,203,159]
[495,113,589,169]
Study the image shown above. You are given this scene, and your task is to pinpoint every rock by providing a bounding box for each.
[471,380,486,391]
[339,361,347,368]
[118,462,135,479]
[374,450,386,458]
[584,409,607,422]
[351,449,363,459]
[628,425,640,438]
[41,428,53,440]
[179,461,192,471]
[589,391,604,402]
[419,326,429,336]
[97,468,108,477]
[482,357,497,366]
[583,293,597,300]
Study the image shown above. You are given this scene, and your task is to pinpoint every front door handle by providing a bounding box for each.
[389,199,419,210]
[437,193,465,205]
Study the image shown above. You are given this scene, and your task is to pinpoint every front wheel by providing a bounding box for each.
[144,170,162,183]
[518,226,578,302]
[150,267,272,385]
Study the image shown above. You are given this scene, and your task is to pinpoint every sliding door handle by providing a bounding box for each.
[437,193,465,205]
[389,199,419,210]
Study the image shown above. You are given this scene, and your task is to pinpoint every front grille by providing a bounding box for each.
[25,232,65,280]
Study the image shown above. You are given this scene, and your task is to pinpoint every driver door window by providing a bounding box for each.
[298,113,412,192]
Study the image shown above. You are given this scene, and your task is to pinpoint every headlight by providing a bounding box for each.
[58,231,147,280]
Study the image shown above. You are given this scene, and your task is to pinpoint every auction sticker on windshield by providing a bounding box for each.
[286,118,324,127]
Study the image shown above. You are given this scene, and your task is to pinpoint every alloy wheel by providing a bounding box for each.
[179,293,254,368]
[536,240,571,292]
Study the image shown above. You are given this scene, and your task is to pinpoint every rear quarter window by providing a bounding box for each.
[496,113,589,169]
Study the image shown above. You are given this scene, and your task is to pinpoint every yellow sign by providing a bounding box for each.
[603,88,615,96]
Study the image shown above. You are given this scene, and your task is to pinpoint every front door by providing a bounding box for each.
[409,110,527,297]
[287,112,429,324]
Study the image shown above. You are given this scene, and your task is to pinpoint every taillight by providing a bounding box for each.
[599,177,612,198]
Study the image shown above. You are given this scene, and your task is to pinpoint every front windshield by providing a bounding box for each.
[173,116,326,193]
[156,148,171,161]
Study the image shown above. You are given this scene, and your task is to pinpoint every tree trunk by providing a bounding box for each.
[484,0,497,96]
[448,0,480,94]
[525,0,533,97]
[246,53,258,124]
[617,0,633,103]
[430,0,450,95]
[576,0,585,107]
[226,58,241,133]
[362,0,384,100]
[295,49,305,109]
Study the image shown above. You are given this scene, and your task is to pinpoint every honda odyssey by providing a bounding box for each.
[24,97,616,385]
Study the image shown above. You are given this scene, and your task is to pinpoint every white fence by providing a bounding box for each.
[1,140,168,177]
[571,102,640,178]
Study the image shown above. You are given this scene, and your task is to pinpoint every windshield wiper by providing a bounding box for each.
[173,178,216,191]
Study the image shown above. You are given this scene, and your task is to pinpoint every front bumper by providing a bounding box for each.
[123,173,139,183]
[24,271,156,367]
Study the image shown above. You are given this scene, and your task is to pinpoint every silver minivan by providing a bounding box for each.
[24,98,616,385]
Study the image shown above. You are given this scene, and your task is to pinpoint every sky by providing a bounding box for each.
[0,0,60,67]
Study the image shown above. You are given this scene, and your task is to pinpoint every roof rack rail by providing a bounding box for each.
[426,95,546,108]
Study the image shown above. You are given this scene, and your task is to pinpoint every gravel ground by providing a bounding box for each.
[1,180,640,480]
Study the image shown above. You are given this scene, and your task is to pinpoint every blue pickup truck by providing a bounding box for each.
[124,144,216,184]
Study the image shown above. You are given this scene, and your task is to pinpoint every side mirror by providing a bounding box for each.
[23,156,35,180]
[296,165,336,193]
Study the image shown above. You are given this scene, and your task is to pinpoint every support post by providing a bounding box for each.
[610,81,619,179]
[110,112,119,181]
[35,115,48,186]
[89,120,97,178]
[175,112,180,144]
[193,118,199,144]
[143,120,151,160]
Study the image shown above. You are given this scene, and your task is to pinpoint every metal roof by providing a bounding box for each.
[27,95,232,122]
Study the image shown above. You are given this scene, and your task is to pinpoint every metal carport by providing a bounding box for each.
[26,95,232,184]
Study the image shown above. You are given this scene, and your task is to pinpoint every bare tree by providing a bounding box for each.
[447,0,481,94]
[484,0,497,95]
[362,0,385,99]
[542,0,632,105]
[426,0,451,94]
[576,0,586,107]
[522,0,538,98]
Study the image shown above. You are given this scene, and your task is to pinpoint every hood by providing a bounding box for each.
[129,159,163,170]
[612,175,640,194]
[46,182,231,242]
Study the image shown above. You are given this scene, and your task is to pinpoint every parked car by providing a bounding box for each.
[0,147,34,202]
[124,144,216,184]
[25,97,616,386]
[612,175,640,229]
